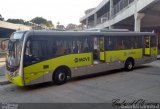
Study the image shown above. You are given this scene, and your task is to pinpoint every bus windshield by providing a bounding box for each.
[6,32,24,71]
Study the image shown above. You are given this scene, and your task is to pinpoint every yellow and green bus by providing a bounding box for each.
[2,30,158,86]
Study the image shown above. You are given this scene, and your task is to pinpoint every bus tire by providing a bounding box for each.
[125,59,134,71]
[53,68,67,85]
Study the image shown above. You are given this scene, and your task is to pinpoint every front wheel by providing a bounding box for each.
[125,60,134,71]
[53,69,67,85]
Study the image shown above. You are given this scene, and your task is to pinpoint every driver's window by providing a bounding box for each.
[24,40,35,66]
[24,39,48,66]
[25,40,32,56]
[31,40,48,59]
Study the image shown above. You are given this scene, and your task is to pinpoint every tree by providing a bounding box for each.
[66,23,77,30]
[7,19,25,24]
[46,20,54,28]
[30,17,47,25]
[5,16,54,29]
[0,14,4,21]
[31,17,54,28]
[24,21,33,26]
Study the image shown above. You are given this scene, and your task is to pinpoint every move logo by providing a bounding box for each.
[74,57,90,63]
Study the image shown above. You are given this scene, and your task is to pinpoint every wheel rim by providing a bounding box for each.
[128,62,133,69]
[58,73,65,81]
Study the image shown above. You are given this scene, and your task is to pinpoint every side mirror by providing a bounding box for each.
[0,39,9,52]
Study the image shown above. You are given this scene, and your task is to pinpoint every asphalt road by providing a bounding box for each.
[0,60,160,103]
[0,56,6,76]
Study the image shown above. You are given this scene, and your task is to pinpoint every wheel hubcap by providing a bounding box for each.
[128,63,133,69]
[58,73,65,81]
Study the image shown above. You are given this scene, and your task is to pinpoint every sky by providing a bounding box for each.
[0,0,103,27]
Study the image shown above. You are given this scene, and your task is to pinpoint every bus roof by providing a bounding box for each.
[17,30,155,37]
[85,28,130,32]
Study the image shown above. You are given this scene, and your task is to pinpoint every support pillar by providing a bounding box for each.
[81,23,84,30]
[94,13,97,27]
[109,25,113,29]
[109,0,114,29]
[109,0,113,19]
[134,13,145,32]
[86,18,89,29]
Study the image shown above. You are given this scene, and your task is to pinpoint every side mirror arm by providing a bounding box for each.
[0,39,9,52]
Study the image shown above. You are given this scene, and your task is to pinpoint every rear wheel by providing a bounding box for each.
[53,68,67,85]
[125,59,134,71]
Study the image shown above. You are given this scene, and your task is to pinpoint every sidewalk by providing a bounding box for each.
[0,65,10,85]
[0,56,6,76]
[0,55,10,85]
[150,59,160,67]
[0,76,10,85]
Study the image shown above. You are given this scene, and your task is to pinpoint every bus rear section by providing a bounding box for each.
[92,34,157,71]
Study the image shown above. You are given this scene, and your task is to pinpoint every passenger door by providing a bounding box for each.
[93,36,105,63]
[99,36,105,61]
[144,36,151,56]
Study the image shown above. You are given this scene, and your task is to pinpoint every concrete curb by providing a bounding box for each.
[0,81,10,85]
[157,55,160,60]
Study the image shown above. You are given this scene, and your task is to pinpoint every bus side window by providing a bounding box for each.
[25,39,49,65]
[73,42,78,53]
[24,40,38,66]
[83,38,89,53]
[107,37,114,50]
[52,42,57,56]
[56,46,65,55]
[116,40,125,50]
[150,36,156,47]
